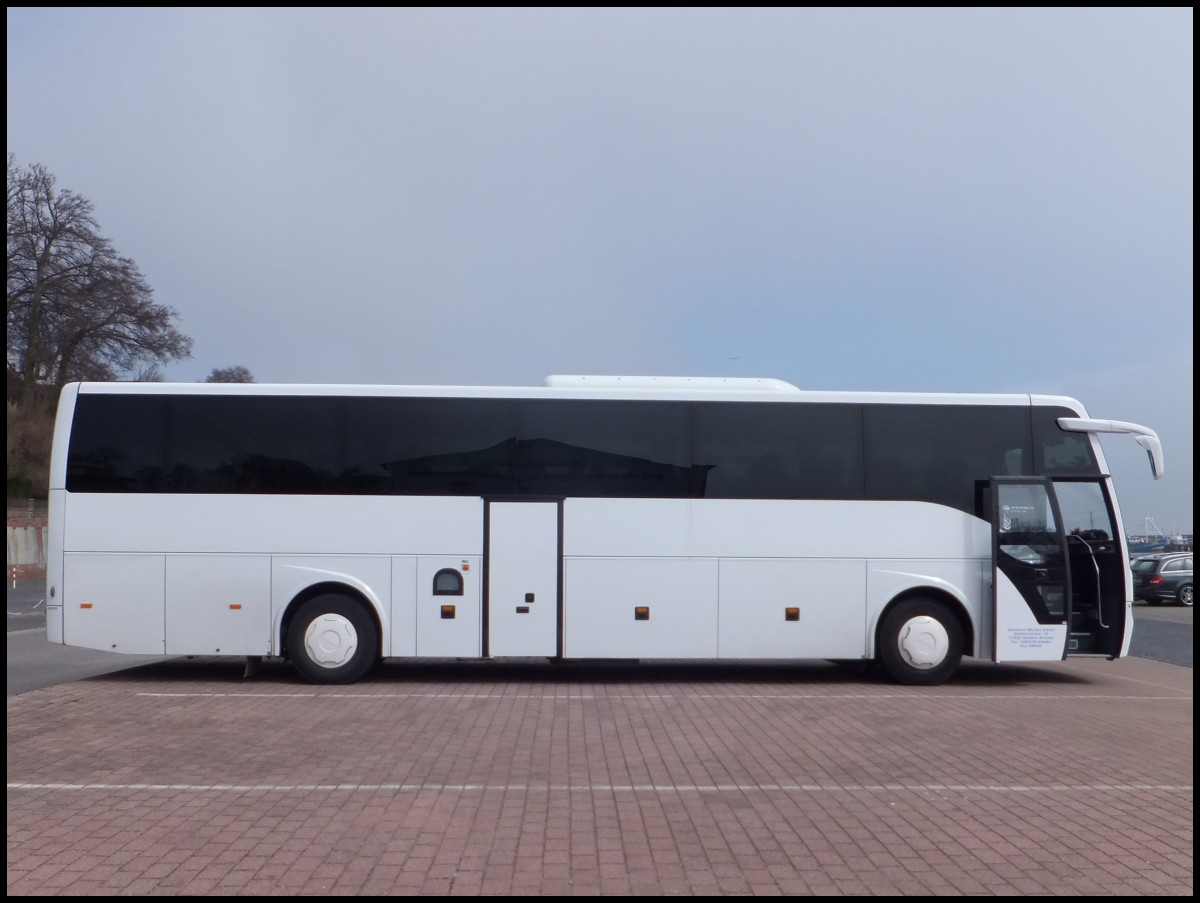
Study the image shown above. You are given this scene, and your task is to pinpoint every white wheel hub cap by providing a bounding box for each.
[896,616,949,670]
[304,614,358,668]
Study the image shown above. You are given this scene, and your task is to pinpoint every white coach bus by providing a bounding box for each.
[45,376,1163,685]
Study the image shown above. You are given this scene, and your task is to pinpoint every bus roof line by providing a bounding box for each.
[71,382,1066,406]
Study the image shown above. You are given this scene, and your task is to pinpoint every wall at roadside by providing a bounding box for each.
[7,502,47,579]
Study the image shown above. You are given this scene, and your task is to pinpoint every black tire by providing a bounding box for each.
[1178,584,1193,608]
[286,593,378,684]
[876,597,964,686]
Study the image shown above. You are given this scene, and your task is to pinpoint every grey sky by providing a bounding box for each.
[7,8,1192,531]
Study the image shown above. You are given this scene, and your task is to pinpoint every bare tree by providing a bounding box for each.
[203,365,255,383]
[6,398,53,497]
[7,155,192,394]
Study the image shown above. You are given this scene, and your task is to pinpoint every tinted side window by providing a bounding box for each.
[344,397,517,495]
[67,395,167,492]
[865,404,1033,513]
[70,394,1059,508]
[166,396,342,493]
[692,402,864,499]
[1034,406,1100,475]
[516,400,692,497]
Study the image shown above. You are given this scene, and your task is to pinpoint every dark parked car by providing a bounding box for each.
[1131,553,1193,606]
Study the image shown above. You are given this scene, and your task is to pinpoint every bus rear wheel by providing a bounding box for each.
[877,597,963,686]
[287,594,378,684]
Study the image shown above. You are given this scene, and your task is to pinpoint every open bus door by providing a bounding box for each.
[991,478,1071,662]
[990,477,1129,662]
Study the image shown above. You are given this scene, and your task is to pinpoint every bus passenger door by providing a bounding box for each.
[990,478,1071,662]
[1050,478,1128,658]
[485,500,561,657]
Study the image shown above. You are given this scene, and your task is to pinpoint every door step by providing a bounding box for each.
[1068,632,1098,653]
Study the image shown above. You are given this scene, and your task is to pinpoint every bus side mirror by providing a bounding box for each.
[1134,434,1164,480]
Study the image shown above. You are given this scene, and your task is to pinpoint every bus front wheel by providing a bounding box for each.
[287,594,378,684]
[877,597,963,686]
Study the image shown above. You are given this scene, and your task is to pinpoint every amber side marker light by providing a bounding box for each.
[634,606,650,621]
[785,607,799,622]
[441,605,456,619]
[229,603,242,610]
[80,602,93,609]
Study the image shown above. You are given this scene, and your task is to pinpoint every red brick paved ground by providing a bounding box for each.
[7,657,1193,895]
